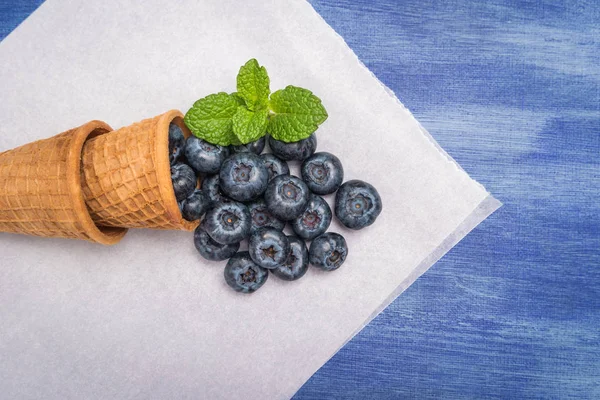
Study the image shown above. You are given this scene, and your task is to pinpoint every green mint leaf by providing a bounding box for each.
[232,106,269,144]
[268,85,328,142]
[184,92,240,146]
[231,92,246,106]
[236,59,270,111]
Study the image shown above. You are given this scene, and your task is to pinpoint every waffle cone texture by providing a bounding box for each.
[0,121,128,244]
[81,110,199,231]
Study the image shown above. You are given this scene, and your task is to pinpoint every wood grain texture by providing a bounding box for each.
[1,0,598,398]
[0,0,43,40]
[294,0,600,399]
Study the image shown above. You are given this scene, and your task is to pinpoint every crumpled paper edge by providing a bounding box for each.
[293,194,501,397]
[290,1,502,397]
[301,0,490,193]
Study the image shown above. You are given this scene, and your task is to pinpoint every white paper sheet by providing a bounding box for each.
[0,1,500,399]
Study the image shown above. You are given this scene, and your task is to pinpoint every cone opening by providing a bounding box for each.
[156,110,200,231]
[83,127,128,239]
[169,116,199,190]
[88,127,107,141]
[71,123,128,245]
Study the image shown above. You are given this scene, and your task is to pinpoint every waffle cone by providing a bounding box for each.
[0,121,128,244]
[81,110,199,231]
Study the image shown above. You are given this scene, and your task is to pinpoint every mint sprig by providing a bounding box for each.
[184,92,240,146]
[236,59,270,111]
[184,59,328,145]
[268,86,328,142]
[231,92,247,106]
[233,107,269,144]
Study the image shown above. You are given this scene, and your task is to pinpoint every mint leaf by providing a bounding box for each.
[231,92,246,106]
[232,107,269,144]
[268,86,328,142]
[236,59,270,111]
[184,92,240,146]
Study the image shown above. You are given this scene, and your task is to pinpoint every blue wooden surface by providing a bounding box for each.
[1,0,599,398]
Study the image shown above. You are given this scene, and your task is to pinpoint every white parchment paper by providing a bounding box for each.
[0,1,500,399]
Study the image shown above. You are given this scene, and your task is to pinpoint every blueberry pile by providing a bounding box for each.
[169,124,382,294]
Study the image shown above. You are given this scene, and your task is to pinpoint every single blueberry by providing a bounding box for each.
[248,228,291,270]
[260,153,290,182]
[224,252,269,293]
[194,225,239,261]
[272,236,309,281]
[171,163,197,202]
[264,175,310,221]
[247,198,286,234]
[203,201,251,244]
[301,152,344,195]
[335,180,382,230]
[231,136,266,155]
[309,232,348,271]
[219,153,269,202]
[201,174,231,205]
[168,123,185,165]
[181,189,211,221]
[291,194,332,240]
[185,136,230,174]
[268,133,317,161]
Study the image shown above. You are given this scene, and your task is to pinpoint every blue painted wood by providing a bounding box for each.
[1,1,599,398]
[0,0,44,40]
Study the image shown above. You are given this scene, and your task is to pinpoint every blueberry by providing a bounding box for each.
[203,201,251,244]
[201,174,231,205]
[231,136,266,155]
[264,175,310,221]
[301,152,344,195]
[184,136,230,174]
[335,180,382,230]
[309,232,348,271]
[219,153,269,202]
[248,228,291,269]
[194,225,239,261]
[272,236,309,281]
[268,133,317,161]
[171,163,197,202]
[260,153,290,182]
[247,198,285,234]
[168,123,185,164]
[224,252,269,293]
[181,189,211,221]
[291,194,332,240]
